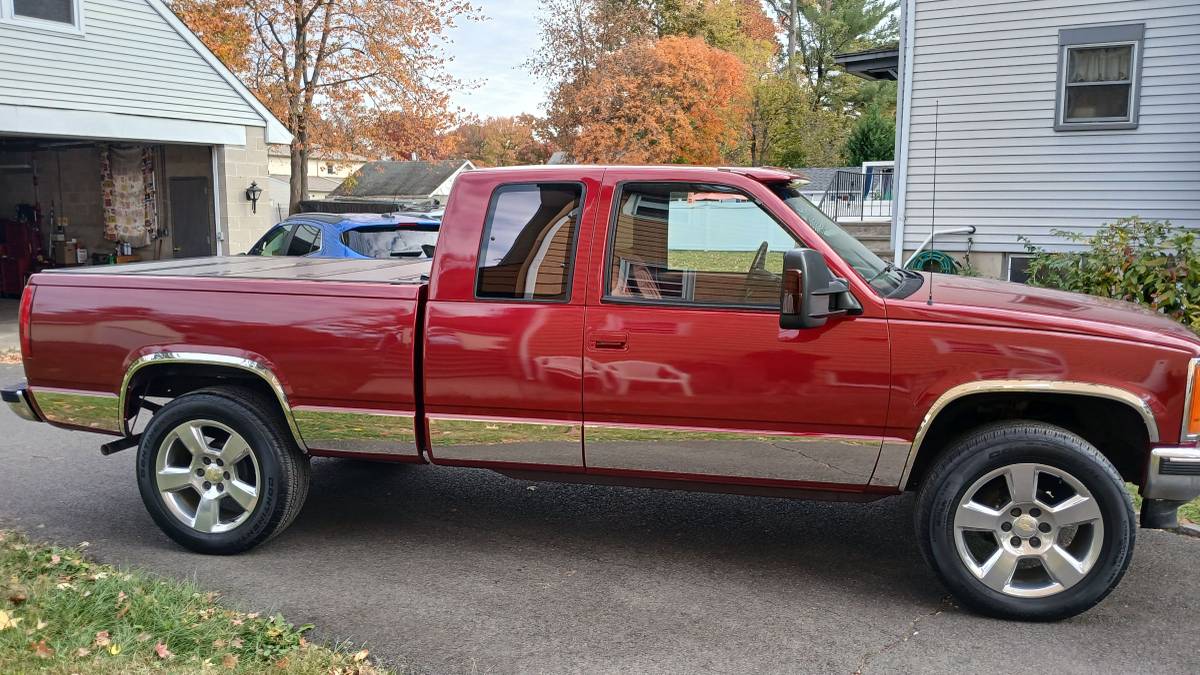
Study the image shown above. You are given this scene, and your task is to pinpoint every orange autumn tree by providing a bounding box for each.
[453,115,553,167]
[170,0,478,213]
[572,35,749,164]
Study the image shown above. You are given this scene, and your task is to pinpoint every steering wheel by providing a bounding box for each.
[743,241,771,302]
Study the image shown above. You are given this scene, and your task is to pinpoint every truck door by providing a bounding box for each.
[582,176,892,488]
[423,176,600,469]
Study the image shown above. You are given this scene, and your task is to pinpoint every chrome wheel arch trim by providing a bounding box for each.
[118,351,308,452]
[897,380,1159,490]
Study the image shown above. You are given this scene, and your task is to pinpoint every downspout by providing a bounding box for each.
[892,0,917,264]
[210,146,225,256]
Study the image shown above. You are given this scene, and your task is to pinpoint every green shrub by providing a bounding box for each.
[843,106,895,167]
[1021,217,1200,332]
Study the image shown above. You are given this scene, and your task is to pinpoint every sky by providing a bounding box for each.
[444,2,549,120]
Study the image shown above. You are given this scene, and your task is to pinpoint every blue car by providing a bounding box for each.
[247,213,441,259]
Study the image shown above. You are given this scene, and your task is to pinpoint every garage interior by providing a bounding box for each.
[0,135,220,296]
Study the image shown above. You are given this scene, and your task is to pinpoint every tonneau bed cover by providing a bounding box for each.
[43,255,431,285]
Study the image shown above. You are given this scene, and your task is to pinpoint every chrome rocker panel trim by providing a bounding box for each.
[292,405,418,455]
[33,387,122,433]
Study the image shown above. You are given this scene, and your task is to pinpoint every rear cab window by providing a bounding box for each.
[475,183,584,301]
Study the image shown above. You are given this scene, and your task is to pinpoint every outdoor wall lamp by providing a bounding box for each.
[245,182,263,213]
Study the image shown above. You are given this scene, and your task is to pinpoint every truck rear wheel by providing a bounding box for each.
[915,421,1135,621]
[135,387,310,554]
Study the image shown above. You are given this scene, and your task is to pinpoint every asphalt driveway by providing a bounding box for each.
[1,364,1197,674]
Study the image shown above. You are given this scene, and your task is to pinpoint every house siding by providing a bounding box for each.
[900,0,1200,253]
[0,0,262,129]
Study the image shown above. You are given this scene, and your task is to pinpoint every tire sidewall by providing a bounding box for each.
[136,393,285,554]
[925,434,1135,620]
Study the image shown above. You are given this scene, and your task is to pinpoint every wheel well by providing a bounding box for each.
[123,363,283,432]
[905,392,1150,491]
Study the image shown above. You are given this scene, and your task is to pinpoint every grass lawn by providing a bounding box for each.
[0,530,387,673]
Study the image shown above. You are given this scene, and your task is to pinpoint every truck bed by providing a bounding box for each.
[44,255,431,285]
[24,256,426,460]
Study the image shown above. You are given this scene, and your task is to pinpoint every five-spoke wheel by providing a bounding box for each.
[917,421,1135,620]
[154,419,261,534]
[136,387,309,554]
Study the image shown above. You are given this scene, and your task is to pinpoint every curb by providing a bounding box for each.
[1176,522,1200,539]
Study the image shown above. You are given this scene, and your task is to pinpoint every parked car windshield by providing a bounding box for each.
[343,225,439,259]
[770,182,908,297]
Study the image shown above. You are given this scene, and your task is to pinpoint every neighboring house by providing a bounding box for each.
[840,1,1200,280]
[0,0,291,263]
[266,145,368,179]
[266,174,345,222]
[326,159,475,205]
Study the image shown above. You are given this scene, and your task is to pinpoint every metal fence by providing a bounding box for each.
[817,169,895,222]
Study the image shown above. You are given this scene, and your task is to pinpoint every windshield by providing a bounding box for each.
[770,182,908,296]
[343,226,438,259]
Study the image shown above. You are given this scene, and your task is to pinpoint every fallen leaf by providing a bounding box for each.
[79,541,90,548]
[230,618,243,626]
[353,648,370,663]
[30,639,54,658]
[116,601,131,619]
[222,653,239,669]
[212,639,227,649]
[298,636,309,649]
[116,591,126,605]
[6,590,26,605]
[93,630,111,647]
[274,655,290,669]
[107,644,121,656]
[154,641,173,660]
[246,612,260,619]
[75,647,91,657]
[36,619,48,630]
[229,637,244,648]
[50,554,60,565]
[0,610,22,631]
[55,582,73,591]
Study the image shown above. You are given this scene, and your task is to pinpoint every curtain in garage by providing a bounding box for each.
[100,145,158,247]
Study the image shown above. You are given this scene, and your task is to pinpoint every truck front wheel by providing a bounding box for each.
[915,421,1135,620]
[135,387,310,554]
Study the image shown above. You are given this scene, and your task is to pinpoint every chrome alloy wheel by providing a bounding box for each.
[154,419,261,534]
[953,463,1104,598]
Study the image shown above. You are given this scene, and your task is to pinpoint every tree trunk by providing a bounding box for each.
[288,134,306,215]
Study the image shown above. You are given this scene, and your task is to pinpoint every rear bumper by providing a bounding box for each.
[1,382,41,423]
[1144,447,1200,502]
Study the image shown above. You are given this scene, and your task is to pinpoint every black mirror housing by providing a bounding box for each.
[780,248,856,329]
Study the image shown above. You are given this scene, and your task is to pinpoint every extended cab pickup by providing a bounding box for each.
[6,166,1200,620]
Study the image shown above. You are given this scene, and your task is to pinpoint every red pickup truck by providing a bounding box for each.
[6,165,1200,620]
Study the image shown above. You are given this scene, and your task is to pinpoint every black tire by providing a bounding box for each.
[915,421,1135,621]
[136,387,310,554]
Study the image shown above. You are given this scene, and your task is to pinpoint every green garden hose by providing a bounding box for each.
[906,249,962,274]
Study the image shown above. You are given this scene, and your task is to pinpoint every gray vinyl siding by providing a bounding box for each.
[0,0,261,127]
[902,0,1200,253]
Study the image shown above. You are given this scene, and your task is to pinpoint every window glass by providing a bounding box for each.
[607,183,799,307]
[287,223,321,255]
[249,225,292,256]
[344,226,438,258]
[13,0,74,23]
[476,183,582,300]
[1061,43,1135,123]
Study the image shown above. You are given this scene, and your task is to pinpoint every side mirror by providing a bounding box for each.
[780,248,858,329]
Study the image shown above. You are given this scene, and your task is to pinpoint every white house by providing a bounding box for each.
[842,0,1200,280]
[0,0,290,268]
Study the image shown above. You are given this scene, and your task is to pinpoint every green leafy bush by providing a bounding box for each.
[843,105,895,166]
[1021,217,1200,332]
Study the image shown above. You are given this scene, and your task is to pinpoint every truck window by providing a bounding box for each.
[476,183,583,301]
[606,182,799,308]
